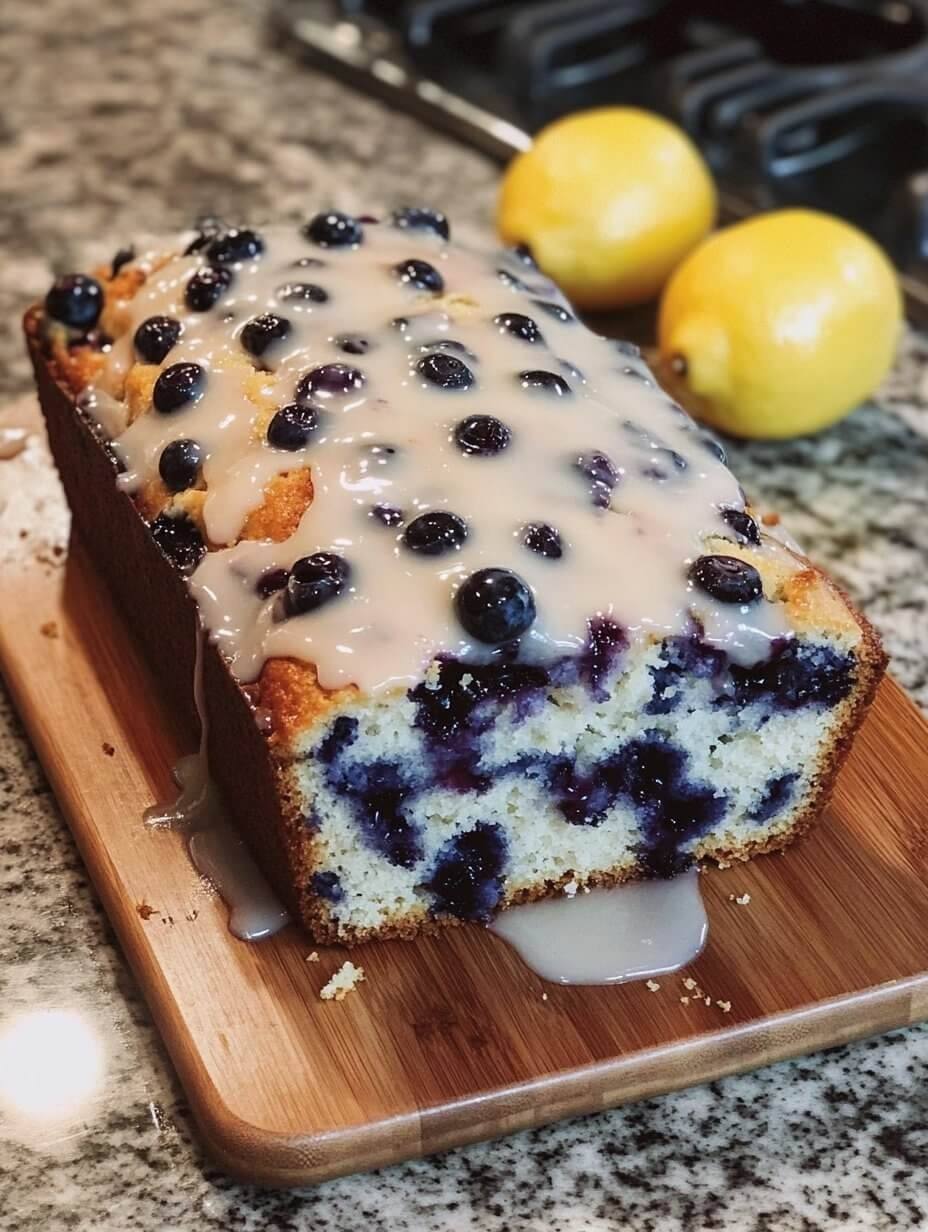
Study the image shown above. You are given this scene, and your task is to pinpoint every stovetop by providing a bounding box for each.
[273,0,928,324]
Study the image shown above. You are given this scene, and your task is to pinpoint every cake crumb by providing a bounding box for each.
[646,979,661,992]
[716,1000,732,1013]
[40,620,59,639]
[305,951,320,963]
[735,893,751,905]
[102,742,115,757]
[541,993,548,1001]
[704,996,712,1007]
[562,879,579,898]
[137,902,156,920]
[423,660,442,690]
[682,977,698,991]
[716,859,731,870]
[679,995,690,1006]
[320,961,365,1001]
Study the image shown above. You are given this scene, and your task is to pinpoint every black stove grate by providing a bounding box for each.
[273,0,928,324]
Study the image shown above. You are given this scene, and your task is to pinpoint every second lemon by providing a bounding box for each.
[497,107,716,310]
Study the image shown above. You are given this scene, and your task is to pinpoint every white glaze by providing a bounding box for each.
[489,871,707,985]
[94,222,790,693]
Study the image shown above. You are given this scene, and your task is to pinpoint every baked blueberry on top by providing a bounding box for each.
[34,214,886,946]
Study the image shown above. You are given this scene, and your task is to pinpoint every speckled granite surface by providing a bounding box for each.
[1,1,927,1228]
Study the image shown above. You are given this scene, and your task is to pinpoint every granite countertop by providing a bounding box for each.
[1,1,927,1228]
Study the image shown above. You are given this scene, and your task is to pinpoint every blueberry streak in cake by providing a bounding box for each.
[30,209,886,943]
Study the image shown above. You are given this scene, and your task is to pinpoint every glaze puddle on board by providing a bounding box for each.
[489,871,708,985]
[148,755,290,942]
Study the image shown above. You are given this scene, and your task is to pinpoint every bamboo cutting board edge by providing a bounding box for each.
[2,540,928,1186]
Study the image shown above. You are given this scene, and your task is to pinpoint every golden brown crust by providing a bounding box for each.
[241,469,314,543]
[256,658,354,756]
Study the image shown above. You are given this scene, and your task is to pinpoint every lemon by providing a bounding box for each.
[497,107,716,309]
[657,209,902,439]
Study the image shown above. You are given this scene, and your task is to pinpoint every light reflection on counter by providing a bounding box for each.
[0,1008,105,1129]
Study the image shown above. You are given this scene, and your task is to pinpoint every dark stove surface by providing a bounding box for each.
[274,0,928,323]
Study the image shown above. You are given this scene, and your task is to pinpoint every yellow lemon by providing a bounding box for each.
[497,107,716,309]
[657,209,902,439]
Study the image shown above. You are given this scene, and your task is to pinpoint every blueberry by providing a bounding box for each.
[185,265,232,312]
[700,431,727,465]
[531,298,575,324]
[390,206,450,241]
[613,339,641,359]
[206,227,264,265]
[255,567,289,598]
[497,268,532,292]
[153,362,205,414]
[311,870,345,903]
[612,734,726,876]
[640,447,687,481]
[285,552,351,615]
[454,415,511,456]
[277,282,328,305]
[110,246,135,276]
[511,243,537,267]
[523,522,563,559]
[750,772,799,822]
[322,757,421,868]
[394,258,444,293]
[240,313,291,357]
[317,714,359,764]
[409,659,549,743]
[296,363,365,400]
[580,616,627,698]
[720,507,761,546]
[645,635,727,716]
[267,403,319,451]
[419,339,479,366]
[370,504,404,527]
[158,438,203,492]
[416,352,474,390]
[133,315,182,364]
[303,211,363,248]
[183,215,226,255]
[455,568,536,644]
[403,511,468,555]
[689,554,763,604]
[494,312,543,344]
[334,333,371,355]
[575,451,619,508]
[730,642,854,710]
[428,823,506,920]
[149,513,205,573]
[45,274,104,330]
[519,370,571,396]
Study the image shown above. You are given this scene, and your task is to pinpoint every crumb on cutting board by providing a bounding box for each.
[646,979,661,992]
[40,620,59,639]
[102,742,115,757]
[137,902,156,920]
[305,951,320,963]
[728,892,752,905]
[320,961,365,1001]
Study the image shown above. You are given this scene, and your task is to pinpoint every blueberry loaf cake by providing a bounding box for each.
[25,209,886,944]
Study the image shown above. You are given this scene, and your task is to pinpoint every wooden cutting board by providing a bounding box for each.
[1,530,927,1186]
